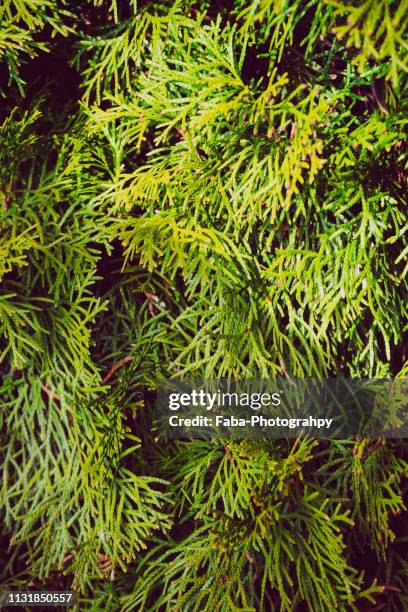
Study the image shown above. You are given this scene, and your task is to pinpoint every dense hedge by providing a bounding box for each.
[1,1,407,610]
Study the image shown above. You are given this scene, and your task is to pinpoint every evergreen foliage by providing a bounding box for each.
[0,1,407,610]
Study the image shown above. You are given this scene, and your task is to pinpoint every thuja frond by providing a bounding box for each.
[122,489,366,611]
[328,0,408,86]
[75,5,193,104]
[0,0,73,93]
[1,361,172,589]
[1,1,407,609]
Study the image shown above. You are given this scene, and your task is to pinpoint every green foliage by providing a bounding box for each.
[329,0,408,86]
[0,0,73,93]
[0,1,407,610]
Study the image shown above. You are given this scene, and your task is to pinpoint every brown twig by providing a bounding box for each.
[42,354,134,395]
[371,82,388,115]
[381,584,401,593]
[41,384,61,402]
[145,292,158,316]
[101,355,133,385]
[2,194,10,212]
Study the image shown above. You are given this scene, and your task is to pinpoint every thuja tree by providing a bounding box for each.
[1,1,407,610]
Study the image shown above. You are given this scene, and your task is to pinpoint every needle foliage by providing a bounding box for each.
[0,1,407,610]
